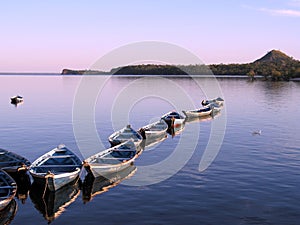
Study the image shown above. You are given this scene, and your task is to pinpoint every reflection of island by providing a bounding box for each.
[30,178,80,223]
[0,199,17,225]
[82,165,137,203]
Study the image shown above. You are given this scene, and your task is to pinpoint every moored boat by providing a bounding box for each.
[29,144,82,192]
[10,95,23,105]
[108,124,142,147]
[83,140,137,178]
[182,106,212,118]
[0,148,31,174]
[201,97,224,106]
[0,170,17,211]
[161,111,185,129]
[138,119,168,140]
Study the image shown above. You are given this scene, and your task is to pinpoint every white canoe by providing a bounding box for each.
[108,125,142,147]
[29,144,82,192]
[201,97,224,106]
[138,119,168,139]
[161,111,185,128]
[182,107,212,118]
[83,140,137,178]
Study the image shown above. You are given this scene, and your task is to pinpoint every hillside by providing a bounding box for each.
[209,50,300,80]
[254,50,295,64]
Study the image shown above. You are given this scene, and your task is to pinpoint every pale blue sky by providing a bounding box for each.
[0,0,299,72]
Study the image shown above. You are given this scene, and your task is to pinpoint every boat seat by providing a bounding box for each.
[102,157,130,160]
[0,160,20,164]
[33,165,80,168]
[91,158,129,164]
[33,166,80,173]
[48,155,76,158]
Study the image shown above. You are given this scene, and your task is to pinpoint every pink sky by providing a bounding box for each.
[0,0,299,73]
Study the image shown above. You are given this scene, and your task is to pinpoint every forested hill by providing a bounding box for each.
[61,50,300,80]
[209,50,300,80]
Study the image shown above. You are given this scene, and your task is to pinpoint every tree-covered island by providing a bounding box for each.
[62,50,300,81]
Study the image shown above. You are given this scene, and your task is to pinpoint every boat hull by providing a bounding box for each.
[30,168,81,192]
[0,148,31,174]
[182,109,212,118]
[0,170,17,211]
[84,159,134,178]
[0,199,17,225]
[84,140,137,178]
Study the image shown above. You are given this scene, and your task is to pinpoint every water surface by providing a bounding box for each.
[0,75,300,225]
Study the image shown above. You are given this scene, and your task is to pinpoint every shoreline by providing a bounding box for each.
[0,73,299,81]
[0,73,253,78]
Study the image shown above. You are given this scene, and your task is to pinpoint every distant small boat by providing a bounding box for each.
[161,111,185,129]
[30,178,80,223]
[10,95,23,105]
[252,130,262,135]
[138,119,168,140]
[0,170,17,211]
[201,97,224,107]
[108,125,142,147]
[83,140,137,178]
[82,165,136,203]
[182,106,212,118]
[0,148,31,174]
[29,144,82,192]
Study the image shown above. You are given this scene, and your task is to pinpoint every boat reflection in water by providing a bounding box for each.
[167,121,185,138]
[140,133,168,151]
[82,165,137,203]
[10,172,31,204]
[29,177,81,224]
[0,199,17,225]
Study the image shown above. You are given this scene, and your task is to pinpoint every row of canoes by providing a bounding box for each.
[0,97,224,219]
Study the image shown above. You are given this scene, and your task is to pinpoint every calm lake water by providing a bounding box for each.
[1,75,300,225]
